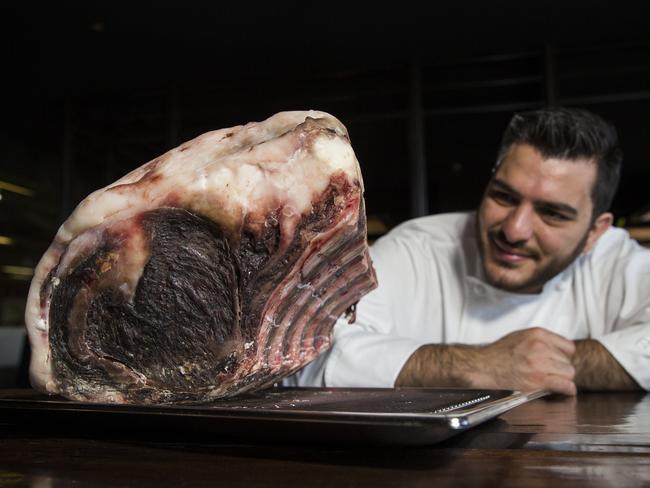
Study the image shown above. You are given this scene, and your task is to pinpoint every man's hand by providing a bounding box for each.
[469,327,577,395]
[395,327,577,395]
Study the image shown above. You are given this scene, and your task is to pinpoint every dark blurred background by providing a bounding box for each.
[1,1,649,381]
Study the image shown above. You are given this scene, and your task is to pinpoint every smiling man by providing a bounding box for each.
[290,107,650,395]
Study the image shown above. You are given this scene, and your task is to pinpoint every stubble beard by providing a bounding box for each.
[476,221,590,294]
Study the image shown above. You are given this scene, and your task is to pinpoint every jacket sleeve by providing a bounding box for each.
[590,231,650,390]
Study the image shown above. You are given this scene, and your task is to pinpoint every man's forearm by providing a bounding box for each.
[573,339,641,391]
[395,344,477,387]
[395,328,577,395]
[395,332,641,394]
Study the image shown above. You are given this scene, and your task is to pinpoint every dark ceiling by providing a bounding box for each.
[5,1,650,100]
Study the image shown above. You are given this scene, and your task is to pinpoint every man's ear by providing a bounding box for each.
[583,212,613,253]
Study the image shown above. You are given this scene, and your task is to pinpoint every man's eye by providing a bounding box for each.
[539,208,570,221]
[490,190,517,205]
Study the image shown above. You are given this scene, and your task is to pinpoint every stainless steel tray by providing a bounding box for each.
[0,387,546,446]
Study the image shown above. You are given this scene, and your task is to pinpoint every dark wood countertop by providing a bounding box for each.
[1,391,649,487]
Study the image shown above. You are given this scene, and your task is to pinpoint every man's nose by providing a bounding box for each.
[502,205,534,243]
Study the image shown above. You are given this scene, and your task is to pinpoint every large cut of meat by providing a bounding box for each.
[24,111,377,404]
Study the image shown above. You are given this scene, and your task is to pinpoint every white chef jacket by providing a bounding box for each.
[287,212,650,390]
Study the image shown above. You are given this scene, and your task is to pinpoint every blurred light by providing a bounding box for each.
[366,216,388,236]
[91,22,105,33]
[7,274,32,282]
[0,191,3,201]
[1,265,34,276]
[0,236,13,246]
[0,180,34,197]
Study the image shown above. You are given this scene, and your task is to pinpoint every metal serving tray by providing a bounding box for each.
[0,387,546,446]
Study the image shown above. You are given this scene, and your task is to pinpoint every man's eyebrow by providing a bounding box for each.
[490,179,519,197]
[490,179,579,217]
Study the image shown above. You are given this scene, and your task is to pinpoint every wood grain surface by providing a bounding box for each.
[1,391,648,487]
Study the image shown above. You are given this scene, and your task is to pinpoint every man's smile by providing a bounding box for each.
[489,233,538,265]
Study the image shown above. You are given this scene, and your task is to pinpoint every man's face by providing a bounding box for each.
[477,143,611,294]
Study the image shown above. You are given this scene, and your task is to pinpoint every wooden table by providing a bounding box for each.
[1,391,649,487]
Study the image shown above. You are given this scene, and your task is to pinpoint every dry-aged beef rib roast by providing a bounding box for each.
[24,110,377,404]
